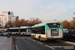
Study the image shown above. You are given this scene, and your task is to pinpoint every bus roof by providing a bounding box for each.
[20,26,31,28]
[32,23,46,28]
[32,22,61,28]
[9,27,19,29]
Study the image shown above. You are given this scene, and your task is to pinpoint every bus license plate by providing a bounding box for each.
[52,31,58,34]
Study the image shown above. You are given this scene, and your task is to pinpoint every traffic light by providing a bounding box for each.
[8,11,10,15]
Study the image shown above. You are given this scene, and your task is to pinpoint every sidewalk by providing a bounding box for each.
[0,36,11,50]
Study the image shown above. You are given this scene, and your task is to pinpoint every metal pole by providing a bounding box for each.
[29,17,34,26]
[30,17,34,23]
[7,11,11,37]
[54,19,56,21]
[19,26,20,35]
[7,20,10,37]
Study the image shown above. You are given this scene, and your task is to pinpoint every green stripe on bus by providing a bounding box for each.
[32,24,46,28]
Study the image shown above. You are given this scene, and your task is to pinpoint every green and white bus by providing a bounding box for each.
[8,26,32,35]
[8,27,19,35]
[31,22,63,41]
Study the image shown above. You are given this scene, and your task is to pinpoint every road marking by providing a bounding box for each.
[19,37,75,50]
[25,37,55,50]
[37,41,43,44]
[16,45,19,50]
[45,45,55,50]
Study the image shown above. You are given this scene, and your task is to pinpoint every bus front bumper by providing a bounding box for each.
[47,37,63,40]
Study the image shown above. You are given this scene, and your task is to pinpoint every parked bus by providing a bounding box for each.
[8,27,19,35]
[20,26,32,35]
[8,26,32,35]
[31,22,63,41]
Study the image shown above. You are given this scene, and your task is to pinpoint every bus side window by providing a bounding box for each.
[32,28,37,33]
[41,26,45,34]
[25,29,26,32]
[36,26,45,34]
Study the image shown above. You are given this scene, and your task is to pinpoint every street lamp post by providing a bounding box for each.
[29,17,34,26]
[54,19,56,21]
[7,11,11,37]
[29,17,34,23]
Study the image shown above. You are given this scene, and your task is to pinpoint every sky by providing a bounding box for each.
[0,0,75,23]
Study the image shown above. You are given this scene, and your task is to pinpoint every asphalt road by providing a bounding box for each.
[26,36,75,50]
[14,36,53,50]
[13,36,75,50]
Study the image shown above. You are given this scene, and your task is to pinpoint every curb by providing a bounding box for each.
[11,37,17,50]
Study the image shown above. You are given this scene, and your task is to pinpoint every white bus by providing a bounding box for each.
[20,26,32,35]
[8,26,32,35]
[8,27,19,35]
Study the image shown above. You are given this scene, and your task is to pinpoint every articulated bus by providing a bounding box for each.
[8,26,32,35]
[31,22,63,41]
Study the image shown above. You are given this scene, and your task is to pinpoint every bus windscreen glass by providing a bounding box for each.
[47,23,60,28]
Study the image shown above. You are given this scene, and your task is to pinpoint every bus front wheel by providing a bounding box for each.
[39,36,42,41]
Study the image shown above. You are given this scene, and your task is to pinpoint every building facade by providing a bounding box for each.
[11,16,19,22]
[0,11,19,27]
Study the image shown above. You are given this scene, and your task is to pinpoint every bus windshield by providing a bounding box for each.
[47,23,60,28]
